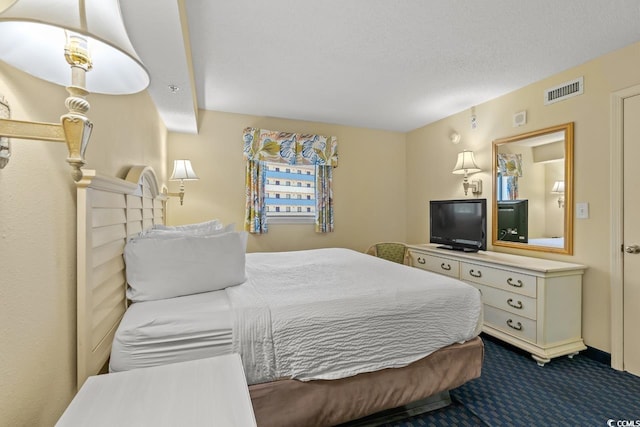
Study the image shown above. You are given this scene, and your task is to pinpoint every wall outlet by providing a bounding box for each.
[576,202,589,219]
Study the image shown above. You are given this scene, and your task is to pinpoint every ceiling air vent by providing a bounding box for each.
[544,77,584,105]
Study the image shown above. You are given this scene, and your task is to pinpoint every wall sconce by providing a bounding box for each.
[168,160,199,205]
[551,181,565,208]
[0,0,149,181]
[452,150,482,196]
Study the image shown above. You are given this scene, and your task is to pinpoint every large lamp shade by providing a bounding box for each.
[452,150,481,174]
[0,0,149,94]
[551,181,565,193]
[170,160,199,181]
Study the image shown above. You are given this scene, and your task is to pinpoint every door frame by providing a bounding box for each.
[610,84,640,370]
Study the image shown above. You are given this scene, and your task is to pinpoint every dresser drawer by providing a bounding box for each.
[408,251,459,278]
[460,262,536,298]
[484,305,536,343]
[475,283,536,320]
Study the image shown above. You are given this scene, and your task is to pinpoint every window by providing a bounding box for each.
[264,161,315,222]
[243,126,337,234]
[497,174,507,201]
[497,173,516,201]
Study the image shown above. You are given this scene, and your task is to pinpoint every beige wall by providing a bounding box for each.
[0,63,166,427]
[407,41,640,353]
[167,110,407,253]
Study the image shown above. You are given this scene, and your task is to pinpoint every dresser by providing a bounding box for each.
[407,244,587,366]
[56,354,257,427]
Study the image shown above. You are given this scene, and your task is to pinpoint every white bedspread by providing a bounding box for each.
[528,237,564,248]
[226,248,482,385]
[110,290,233,373]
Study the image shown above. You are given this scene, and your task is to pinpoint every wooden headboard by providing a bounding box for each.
[76,166,165,389]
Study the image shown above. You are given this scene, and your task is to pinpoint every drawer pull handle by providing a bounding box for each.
[507,298,523,309]
[469,269,482,278]
[417,257,426,265]
[507,319,523,331]
[440,263,452,271]
[507,277,524,288]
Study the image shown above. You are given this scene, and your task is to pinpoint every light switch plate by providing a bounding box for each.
[576,202,589,219]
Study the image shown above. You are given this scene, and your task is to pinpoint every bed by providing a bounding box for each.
[528,237,564,248]
[76,166,484,427]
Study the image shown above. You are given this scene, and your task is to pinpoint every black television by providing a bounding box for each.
[429,199,487,252]
[497,199,528,243]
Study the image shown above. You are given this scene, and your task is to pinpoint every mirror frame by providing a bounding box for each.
[492,122,574,255]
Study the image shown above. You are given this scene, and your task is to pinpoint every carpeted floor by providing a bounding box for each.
[357,335,640,427]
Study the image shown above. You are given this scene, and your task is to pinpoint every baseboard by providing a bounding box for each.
[582,345,611,366]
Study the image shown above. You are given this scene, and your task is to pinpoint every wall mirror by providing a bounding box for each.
[492,122,573,254]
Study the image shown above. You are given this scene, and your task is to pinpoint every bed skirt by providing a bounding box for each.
[248,336,484,427]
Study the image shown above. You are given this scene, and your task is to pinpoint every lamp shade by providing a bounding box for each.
[551,181,565,193]
[452,150,481,174]
[170,160,199,181]
[0,0,149,94]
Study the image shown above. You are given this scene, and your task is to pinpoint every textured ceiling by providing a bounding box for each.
[121,0,640,134]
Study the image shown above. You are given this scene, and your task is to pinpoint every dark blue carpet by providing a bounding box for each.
[361,336,640,426]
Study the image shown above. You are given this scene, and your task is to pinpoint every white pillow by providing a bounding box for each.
[153,219,221,233]
[125,231,248,302]
[144,223,235,238]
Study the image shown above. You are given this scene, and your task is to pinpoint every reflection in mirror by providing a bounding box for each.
[492,123,573,254]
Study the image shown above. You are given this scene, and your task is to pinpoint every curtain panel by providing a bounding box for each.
[315,165,334,233]
[244,160,267,234]
[506,176,519,200]
[242,127,338,234]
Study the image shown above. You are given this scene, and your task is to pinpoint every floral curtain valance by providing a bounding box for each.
[243,127,338,167]
[497,153,523,177]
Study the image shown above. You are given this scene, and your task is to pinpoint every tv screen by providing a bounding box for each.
[429,199,487,252]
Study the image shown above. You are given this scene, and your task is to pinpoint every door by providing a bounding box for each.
[623,93,640,376]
